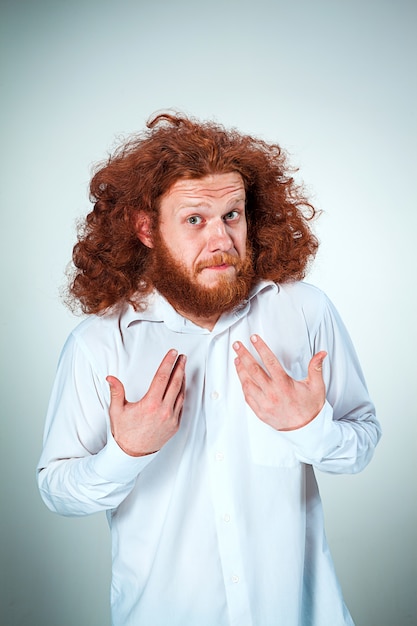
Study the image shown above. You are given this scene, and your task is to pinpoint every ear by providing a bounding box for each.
[135,211,154,248]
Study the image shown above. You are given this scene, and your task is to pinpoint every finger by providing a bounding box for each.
[106,376,126,413]
[307,351,327,385]
[233,340,269,387]
[148,349,181,399]
[233,357,264,418]
[173,372,186,419]
[249,334,287,379]
[163,354,187,404]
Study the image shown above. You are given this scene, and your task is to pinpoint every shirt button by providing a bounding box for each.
[231,574,240,584]
[223,514,231,523]
[211,391,219,400]
[215,452,224,462]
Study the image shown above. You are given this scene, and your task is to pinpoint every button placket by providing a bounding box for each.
[204,334,252,624]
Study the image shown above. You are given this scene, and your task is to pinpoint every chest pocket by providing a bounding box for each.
[246,406,299,468]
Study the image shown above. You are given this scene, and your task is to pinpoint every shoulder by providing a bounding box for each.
[64,305,132,357]
[257,280,328,312]
[278,280,326,302]
[252,280,333,335]
[281,280,330,315]
[55,306,133,379]
[69,312,110,344]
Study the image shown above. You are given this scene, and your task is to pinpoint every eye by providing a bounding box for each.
[186,215,203,225]
[223,210,239,221]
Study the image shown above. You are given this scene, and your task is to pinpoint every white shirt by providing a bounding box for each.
[37,281,381,626]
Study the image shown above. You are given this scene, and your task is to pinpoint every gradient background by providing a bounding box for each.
[1,1,416,624]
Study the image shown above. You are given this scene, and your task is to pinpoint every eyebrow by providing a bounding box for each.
[176,194,246,211]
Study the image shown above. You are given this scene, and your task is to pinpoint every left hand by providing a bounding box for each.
[233,334,327,431]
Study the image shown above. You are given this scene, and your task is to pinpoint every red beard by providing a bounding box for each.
[148,235,256,321]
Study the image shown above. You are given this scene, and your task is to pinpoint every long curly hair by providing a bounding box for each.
[68,112,319,314]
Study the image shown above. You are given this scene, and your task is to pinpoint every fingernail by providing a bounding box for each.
[251,334,258,343]
[233,342,240,351]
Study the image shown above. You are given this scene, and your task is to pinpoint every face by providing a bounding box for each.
[138,173,255,327]
[158,172,248,287]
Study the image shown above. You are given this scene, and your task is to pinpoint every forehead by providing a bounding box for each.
[163,172,245,203]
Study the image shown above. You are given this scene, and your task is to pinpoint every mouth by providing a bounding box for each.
[196,254,240,274]
[203,263,234,271]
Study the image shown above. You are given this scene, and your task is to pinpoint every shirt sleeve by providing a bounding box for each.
[281,293,381,474]
[37,333,157,517]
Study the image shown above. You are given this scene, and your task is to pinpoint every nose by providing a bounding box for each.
[206,219,233,252]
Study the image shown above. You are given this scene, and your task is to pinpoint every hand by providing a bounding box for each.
[106,350,186,456]
[233,334,326,431]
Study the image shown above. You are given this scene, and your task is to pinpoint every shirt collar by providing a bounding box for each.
[122,280,279,334]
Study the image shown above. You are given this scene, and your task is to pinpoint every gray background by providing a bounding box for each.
[1,0,416,624]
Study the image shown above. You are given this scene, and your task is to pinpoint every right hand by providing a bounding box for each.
[106,349,186,457]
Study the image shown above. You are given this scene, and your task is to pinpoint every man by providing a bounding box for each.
[38,113,381,626]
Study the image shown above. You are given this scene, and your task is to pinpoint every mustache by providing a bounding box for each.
[195,253,241,273]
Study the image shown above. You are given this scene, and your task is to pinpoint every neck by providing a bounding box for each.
[174,306,220,331]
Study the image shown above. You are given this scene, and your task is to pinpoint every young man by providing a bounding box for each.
[38,113,381,625]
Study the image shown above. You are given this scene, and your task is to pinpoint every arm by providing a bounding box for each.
[37,335,186,516]
[234,297,381,474]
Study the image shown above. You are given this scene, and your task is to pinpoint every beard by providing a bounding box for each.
[148,234,256,321]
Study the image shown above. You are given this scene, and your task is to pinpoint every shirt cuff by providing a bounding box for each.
[281,401,343,463]
[91,432,159,484]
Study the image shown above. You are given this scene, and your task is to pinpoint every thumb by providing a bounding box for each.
[106,375,126,413]
[307,351,327,385]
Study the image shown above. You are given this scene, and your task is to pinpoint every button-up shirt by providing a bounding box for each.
[37,281,381,626]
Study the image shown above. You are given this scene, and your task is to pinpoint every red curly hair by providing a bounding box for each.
[68,112,319,314]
